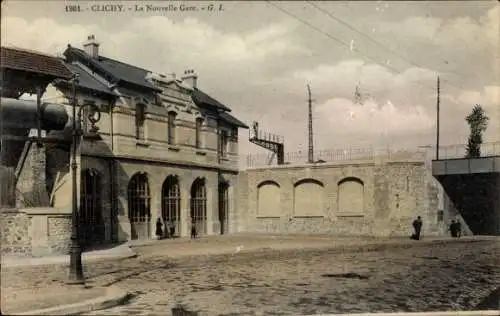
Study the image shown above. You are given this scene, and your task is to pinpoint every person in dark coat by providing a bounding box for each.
[455,220,462,238]
[449,220,457,237]
[156,218,163,239]
[169,222,175,238]
[412,216,423,240]
[191,222,197,239]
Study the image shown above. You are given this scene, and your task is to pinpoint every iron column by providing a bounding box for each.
[67,74,84,285]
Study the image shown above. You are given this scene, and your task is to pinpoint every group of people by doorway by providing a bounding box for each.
[155,218,199,239]
[155,218,177,239]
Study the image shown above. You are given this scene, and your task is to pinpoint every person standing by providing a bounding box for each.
[191,222,197,239]
[155,218,163,240]
[170,221,175,238]
[455,219,462,238]
[412,216,423,240]
[449,220,457,237]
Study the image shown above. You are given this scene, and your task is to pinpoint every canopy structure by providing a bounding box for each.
[1,46,73,98]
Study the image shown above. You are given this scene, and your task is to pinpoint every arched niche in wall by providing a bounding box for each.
[293,178,325,217]
[337,177,364,215]
[256,180,281,218]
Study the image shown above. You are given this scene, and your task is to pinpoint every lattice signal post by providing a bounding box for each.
[249,121,285,165]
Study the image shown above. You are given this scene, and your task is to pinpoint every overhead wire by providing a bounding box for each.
[305,1,466,92]
[265,1,448,94]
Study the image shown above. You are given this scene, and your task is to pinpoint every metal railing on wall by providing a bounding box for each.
[244,145,427,168]
[242,141,500,168]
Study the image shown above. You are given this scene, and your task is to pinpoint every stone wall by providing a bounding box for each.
[0,207,72,257]
[0,209,32,255]
[237,155,443,237]
[47,216,72,254]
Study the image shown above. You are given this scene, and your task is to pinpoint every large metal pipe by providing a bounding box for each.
[0,97,69,130]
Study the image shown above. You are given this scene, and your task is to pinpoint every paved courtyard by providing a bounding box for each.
[2,236,499,315]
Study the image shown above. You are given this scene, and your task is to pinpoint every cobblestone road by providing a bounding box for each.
[86,239,499,315]
[2,237,499,315]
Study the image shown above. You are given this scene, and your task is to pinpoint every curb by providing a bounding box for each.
[1,246,138,268]
[15,286,130,315]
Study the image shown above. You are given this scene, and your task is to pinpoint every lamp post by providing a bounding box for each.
[67,74,101,285]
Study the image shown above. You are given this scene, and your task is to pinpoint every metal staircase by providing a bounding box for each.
[249,121,285,165]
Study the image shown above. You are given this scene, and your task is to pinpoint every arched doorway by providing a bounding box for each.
[128,172,151,240]
[161,175,181,238]
[218,181,229,235]
[80,169,104,248]
[190,177,207,236]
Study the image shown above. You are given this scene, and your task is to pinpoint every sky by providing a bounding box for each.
[2,0,499,162]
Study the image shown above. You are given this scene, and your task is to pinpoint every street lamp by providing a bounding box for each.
[67,74,101,285]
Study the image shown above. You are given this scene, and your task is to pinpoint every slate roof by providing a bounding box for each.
[199,107,248,129]
[220,111,248,129]
[63,63,118,97]
[1,46,73,80]
[192,88,231,112]
[63,44,247,128]
[65,47,160,92]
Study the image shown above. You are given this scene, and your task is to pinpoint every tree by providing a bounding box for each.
[465,104,489,158]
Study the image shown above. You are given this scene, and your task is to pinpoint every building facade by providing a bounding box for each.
[44,35,248,245]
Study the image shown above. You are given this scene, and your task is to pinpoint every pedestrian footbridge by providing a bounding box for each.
[432,142,500,235]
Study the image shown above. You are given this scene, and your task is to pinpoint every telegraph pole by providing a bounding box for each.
[307,84,314,163]
[435,75,440,160]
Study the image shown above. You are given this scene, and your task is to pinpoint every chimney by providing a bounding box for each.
[83,35,99,58]
[181,69,198,89]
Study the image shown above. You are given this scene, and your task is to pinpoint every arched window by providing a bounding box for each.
[127,172,151,239]
[257,180,281,217]
[80,168,104,247]
[337,177,364,214]
[190,177,207,235]
[293,179,325,217]
[162,175,181,237]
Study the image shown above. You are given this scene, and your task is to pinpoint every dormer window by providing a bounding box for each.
[167,111,177,145]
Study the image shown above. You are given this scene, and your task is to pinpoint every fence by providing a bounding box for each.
[243,141,500,168]
[435,141,500,160]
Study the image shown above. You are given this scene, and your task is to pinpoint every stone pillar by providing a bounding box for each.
[30,214,50,256]
[150,186,161,239]
[116,184,131,242]
[206,185,214,235]
[180,183,190,237]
